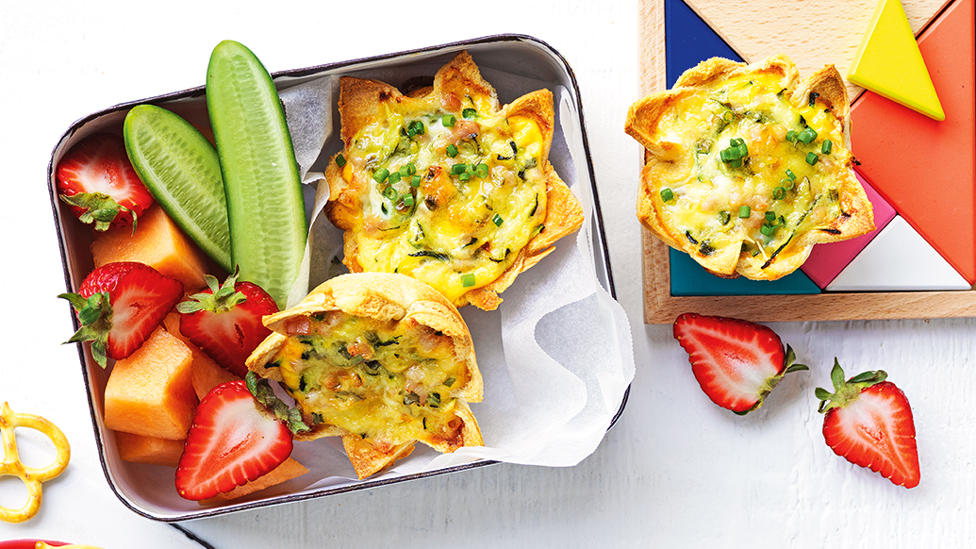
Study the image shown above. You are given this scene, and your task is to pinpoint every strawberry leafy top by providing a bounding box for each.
[177,269,246,315]
[815,359,888,414]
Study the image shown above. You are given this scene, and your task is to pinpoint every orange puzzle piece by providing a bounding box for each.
[851,0,976,284]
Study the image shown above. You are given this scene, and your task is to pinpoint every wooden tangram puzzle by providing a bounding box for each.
[638,0,976,323]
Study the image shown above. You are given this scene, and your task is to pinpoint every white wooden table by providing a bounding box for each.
[2,1,974,547]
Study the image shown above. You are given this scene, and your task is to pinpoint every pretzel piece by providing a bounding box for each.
[36,543,103,549]
[0,402,71,523]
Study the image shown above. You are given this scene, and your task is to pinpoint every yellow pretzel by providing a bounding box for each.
[0,402,71,523]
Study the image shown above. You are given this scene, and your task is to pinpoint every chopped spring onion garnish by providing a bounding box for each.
[373,168,389,183]
[772,187,786,200]
[383,187,398,201]
[785,169,796,181]
[336,154,346,167]
[719,210,731,225]
[660,188,674,202]
[407,120,426,137]
[806,152,819,165]
[821,140,833,154]
[492,213,503,226]
[798,127,818,144]
[462,108,477,119]
[388,171,401,184]
[786,130,799,143]
[442,114,456,127]
[764,211,776,223]
[720,138,748,166]
[738,205,751,218]
[411,175,421,187]
[475,163,489,178]
[451,163,468,175]
[447,144,458,157]
[461,273,476,287]
[401,195,415,207]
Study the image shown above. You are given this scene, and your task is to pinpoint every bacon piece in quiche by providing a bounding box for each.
[324,51,584,309]
[625,55,874,280]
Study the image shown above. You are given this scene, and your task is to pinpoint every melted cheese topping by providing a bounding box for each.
[657,72,847,262]
[342,102,548,302]
[271,311,471,447]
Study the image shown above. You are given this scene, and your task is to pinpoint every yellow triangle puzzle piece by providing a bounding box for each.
[848,0,945,121]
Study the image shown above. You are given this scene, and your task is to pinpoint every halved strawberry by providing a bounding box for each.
[176,374,307,501]
[816,360,920,488]
[177,269,278,378]
[673,312,807,414]
[59,261,184,367]
[56,132,154,231]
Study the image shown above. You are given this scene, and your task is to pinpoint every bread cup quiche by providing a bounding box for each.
[324,51,584,310]
[625,55,874,280]
[246,272,482,479]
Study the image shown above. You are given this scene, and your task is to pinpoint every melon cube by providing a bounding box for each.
[115,431,185,467]
[104,326,198,440]
[162,312,240,399]
[91,204,210,292]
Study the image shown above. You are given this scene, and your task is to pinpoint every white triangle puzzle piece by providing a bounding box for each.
[827,216,973,292]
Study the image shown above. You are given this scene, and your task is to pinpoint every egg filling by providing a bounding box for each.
[339,103,548,302]
[657,72,848,265]
[269,310,473,448]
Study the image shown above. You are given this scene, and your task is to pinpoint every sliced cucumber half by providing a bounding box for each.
[206,40,308,307]
[123,104,232,272]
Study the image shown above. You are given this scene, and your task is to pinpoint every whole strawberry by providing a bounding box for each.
[816,360,920,488]
[56,132,154,232]
[673,312,807,414]
[177,269,278,378]
[59,261,184,367]
[176,373,307,501]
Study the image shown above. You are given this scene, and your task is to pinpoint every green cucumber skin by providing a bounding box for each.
[206,40,308,307]
[123,104,233,273]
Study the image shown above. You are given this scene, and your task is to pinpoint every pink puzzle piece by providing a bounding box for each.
[801,170,897,289]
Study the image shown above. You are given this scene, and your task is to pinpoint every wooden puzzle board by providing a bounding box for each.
[637,0,976,323]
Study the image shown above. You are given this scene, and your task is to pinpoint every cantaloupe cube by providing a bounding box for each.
[204,458,309,503]
[115,431,185,467]
[191,354,242,401]
[162,312,241,399]
[91,204,210,292]
[104,326,198,440]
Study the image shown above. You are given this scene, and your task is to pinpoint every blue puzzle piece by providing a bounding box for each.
[664,0,821,296]
[669,249,822,296]
[665,0,742,87]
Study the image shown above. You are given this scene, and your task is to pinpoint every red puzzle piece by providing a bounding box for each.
[850,0,976,284]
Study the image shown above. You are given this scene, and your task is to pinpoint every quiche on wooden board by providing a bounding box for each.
[325,51,584,309]
[626,55,874,280]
